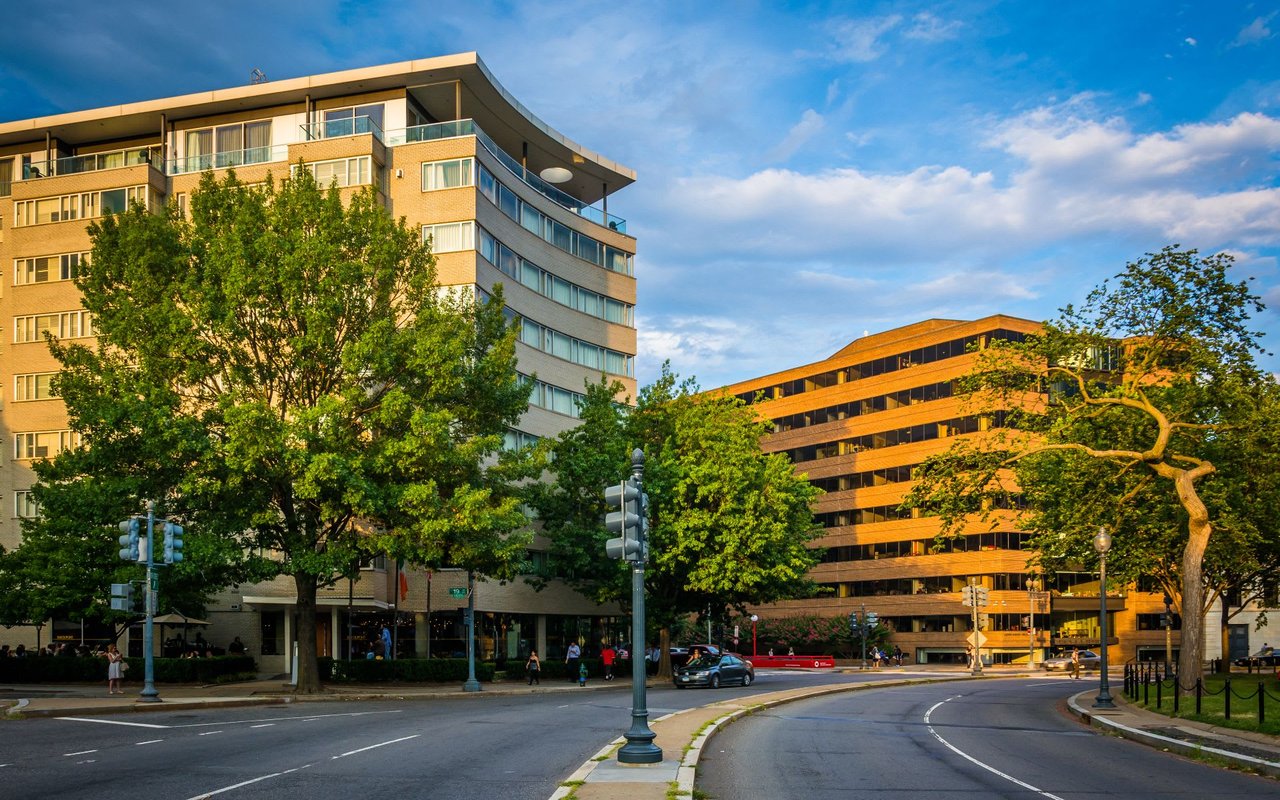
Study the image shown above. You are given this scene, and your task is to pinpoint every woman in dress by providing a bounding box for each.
[106,644,125,695]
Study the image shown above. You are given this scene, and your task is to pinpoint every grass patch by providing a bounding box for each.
[1128,673,1280,736]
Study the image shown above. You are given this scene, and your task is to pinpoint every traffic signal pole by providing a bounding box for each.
[140,500,160,702]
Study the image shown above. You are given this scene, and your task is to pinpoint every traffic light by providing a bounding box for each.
[978,613,990,629]
[163,522,184,564]
[110,582,133,612]
[865,612,879,629]
[975,586,990,607]
[118,518,140,562]
[961,585,974,606]
[849,612,858,633]
[604,478,642,561]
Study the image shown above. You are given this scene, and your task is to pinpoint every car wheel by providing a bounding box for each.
[710,674,720,689]
[675,683,686,689]
[741,672,753,687]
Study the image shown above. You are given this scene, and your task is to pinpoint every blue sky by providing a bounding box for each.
[2,1,1278,389]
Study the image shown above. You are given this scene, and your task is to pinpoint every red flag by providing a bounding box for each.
[399,571,409,602]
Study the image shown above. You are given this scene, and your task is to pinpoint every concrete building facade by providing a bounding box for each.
[0,54,634,669]
[721,316,1180,666]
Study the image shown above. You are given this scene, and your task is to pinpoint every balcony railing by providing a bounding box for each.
[23,146,158,179]
[166,144,289,175]
[300,115,385,144]
[385,118,627,234]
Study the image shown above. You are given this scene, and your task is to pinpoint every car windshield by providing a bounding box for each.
[686,656,718,669]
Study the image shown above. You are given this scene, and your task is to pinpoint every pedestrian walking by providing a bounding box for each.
[1070,648,1081,679]
[381,625,393,660]
[892,645,903,667]
[526,650,541,685]
[106,644,125,695]
[602,644,616,680]
[565,641,581,683]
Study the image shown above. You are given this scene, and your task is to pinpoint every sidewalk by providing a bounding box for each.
[1066,689,1280,778]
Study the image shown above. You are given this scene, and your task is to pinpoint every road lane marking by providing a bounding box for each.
[64,749,98,756]
[250,724,275,728]
[184,765,311,800]
[198,731,222,736]
[56,717,169,729]
[331,734,420,760]
[135,739,164,746]
[174,709,402,729]
[924,696,1066,800]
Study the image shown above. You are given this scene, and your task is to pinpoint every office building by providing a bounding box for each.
[722,316,1178,665]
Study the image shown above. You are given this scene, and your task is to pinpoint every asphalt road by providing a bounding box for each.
[0,669,883,799]
[696,676,1278,799]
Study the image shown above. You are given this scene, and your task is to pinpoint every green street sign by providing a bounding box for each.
[448,587,467,598]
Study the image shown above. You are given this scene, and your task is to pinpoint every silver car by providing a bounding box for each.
[1042,650,1102,671]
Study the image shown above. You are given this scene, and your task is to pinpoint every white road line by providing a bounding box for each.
[64,749,98,756]
[250,724,274,728]
[184,765,310,800]
[135,739,163,746]
[56,717,169,729]
[174,709,402,729]
[924,696,1066,800]
[331,734,420,760]
[198,731,222,736]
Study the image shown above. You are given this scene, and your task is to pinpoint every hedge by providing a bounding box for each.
[0,655,256,683]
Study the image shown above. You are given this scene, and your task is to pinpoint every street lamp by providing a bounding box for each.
[750,614,759,658]
[1026,575,1041,669]
[1093,527,1114,709]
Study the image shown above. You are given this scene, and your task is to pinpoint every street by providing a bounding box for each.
[696,676,1277,798]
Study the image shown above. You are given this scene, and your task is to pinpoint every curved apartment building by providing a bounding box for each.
[0,54,636,669]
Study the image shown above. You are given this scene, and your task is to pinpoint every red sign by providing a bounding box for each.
[748,654,835,669]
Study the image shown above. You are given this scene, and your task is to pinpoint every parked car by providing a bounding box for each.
[1233,648,1280,668]
[1041,650,1102,671]
[673,652,754,689]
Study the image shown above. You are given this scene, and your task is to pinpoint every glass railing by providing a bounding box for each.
[300,115,385,144]
[23,147,158,179]
[166,144,289,175]
[386,118,626,233]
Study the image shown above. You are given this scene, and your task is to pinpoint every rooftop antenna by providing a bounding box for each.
[250,68,267,85]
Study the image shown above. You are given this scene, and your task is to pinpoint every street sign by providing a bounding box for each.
[966,630,987,650]
[448,587,467,598]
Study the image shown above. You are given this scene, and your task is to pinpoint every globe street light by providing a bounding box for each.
[1026,575,1040,669]
[1093,527,1115,709]
[750,614,759,658]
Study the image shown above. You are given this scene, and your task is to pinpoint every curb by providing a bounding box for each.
[1066,693,1280,779]
[549,674,972,799]
[7,696,287,719]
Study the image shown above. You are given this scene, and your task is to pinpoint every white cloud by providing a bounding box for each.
[906,12,963,42]
[1185,37,1198,46]
[1137,92,1153,106]
[1232,14,1276,47]
[824,15,902,63]
[767,109,826,162]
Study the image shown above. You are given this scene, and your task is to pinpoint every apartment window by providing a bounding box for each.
[0,158,12,197]
[15,430,80,460]
[421,221,475,253]
[15,252,88,286]
[297,156,372,189]
[14,187,147,227]
[184,120,272,170]
[324,104,385,138]
[14,310,94,343]
[14,490,39,519]
[14,373,57,401]
[517,318,633,377]
[421,158,474,191]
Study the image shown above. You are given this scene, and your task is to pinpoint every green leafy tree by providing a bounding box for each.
[529,365,823,676]
[905,246,1278,685]
[34,168,530,692]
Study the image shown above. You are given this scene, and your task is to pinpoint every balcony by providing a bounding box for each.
[300,115,385,144]
[166,144,289,176]
[385,118,627,234]
[23,146,158,180]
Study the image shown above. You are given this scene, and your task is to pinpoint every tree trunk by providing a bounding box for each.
[1175,473,1212,693]
[1219,601,1233,675]
[293,572,323,694]
[656,627,672,680]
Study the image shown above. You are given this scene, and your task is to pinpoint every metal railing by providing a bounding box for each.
[166,144,289,175]
[300,115,385,144]
[23,147,158,179]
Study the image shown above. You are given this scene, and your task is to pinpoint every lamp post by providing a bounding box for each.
[1093,527,1115,709]
[1026,575,1040,669]
[750,614,758,658]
